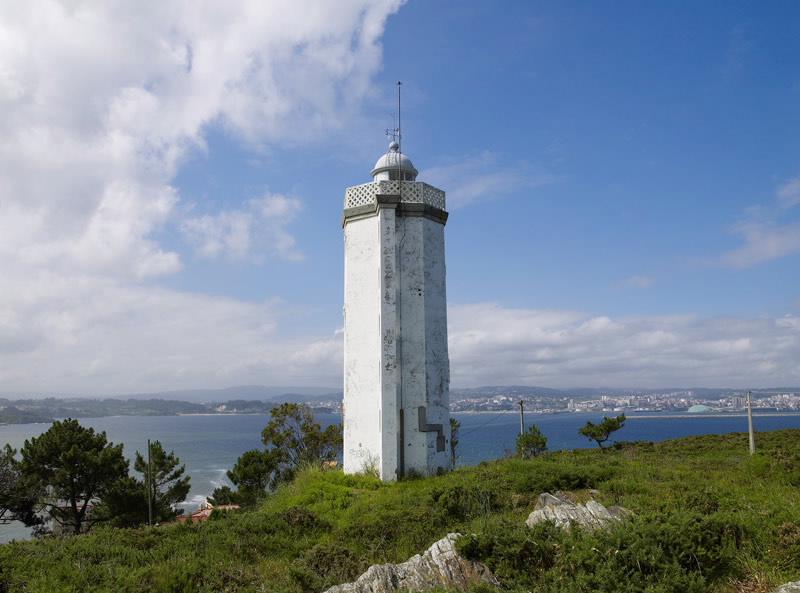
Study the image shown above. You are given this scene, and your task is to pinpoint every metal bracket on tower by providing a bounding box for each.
[417,406,446,452]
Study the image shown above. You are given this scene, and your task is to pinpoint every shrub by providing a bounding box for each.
[280,506,328,531]
[430,484,502,521]
[460,509,747,593]
[516,425,548,459]
[775,522,800,571]
[293,543,366,590]
[458,520,563,587]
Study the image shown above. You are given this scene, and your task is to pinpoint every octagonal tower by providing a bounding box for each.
[342,142,451,480]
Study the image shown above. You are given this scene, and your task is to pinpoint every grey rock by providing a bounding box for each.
[525,492,630,531]
[322,533,498,593]
[773,582,800,593]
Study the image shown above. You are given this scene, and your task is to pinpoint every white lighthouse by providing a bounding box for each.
[342,140,452,480]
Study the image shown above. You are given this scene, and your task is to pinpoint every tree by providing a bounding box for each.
[579,414,626,450]
[449,418,461,466]
[516,425,548,459]
[134,440,190,523]
[209,449,282,507]
[0,445,39,527]
[19,419,129,534]
[216,404,343,505]
[94,476,149,528]
[1,445,21,524]
[0,445,18,524]
[227,449,280,501]
[261,403,342,483]
[207,485,238,506]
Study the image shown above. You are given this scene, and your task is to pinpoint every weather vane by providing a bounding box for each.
[385,119,399,144]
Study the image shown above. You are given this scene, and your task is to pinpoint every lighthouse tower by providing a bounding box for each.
[342,141,451,480]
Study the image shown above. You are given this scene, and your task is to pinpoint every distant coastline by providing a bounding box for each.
[627,412,800,419]
[0,397,337,425]
[3,387,800,425]
[451,409,800,418]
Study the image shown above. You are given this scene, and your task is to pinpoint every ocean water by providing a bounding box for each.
[2,411,800,542]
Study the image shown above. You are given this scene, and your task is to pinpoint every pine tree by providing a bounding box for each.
[579,414,627,450]
[134,440,190,522]
[19,419,128,534]
[516,425,548,458]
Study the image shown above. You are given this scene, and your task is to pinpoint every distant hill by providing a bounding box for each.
[0,385,343,403]
[450,385,800,400]
[3,384,797,407]
[0,395,340,425]
[126,385,343,403]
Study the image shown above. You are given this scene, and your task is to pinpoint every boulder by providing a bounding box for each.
[773,582,800,593]
[322,533,498,593]
[525,492,630,531]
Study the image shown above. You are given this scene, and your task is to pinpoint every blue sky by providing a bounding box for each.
[1,1,799,392]
[175,1,800,319]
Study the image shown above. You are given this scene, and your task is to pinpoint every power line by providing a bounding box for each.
[458,413,512,437]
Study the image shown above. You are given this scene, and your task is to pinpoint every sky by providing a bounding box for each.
[1,0,799,394]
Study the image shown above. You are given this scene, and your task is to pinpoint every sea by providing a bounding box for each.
[2,410,800,543]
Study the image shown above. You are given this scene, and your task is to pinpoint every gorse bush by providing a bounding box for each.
[1,430,799,593]
[460,510,746,593]
[430,484,502,521]
[291,542,366,591]
[458,520,563,585]
[516,424,547,458]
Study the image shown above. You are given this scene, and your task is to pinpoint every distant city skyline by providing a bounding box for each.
[1,1,799,393]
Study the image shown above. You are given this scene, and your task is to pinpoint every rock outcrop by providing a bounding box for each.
[773,582,800,593]
[525,492,630,531]
[322,533,498,593]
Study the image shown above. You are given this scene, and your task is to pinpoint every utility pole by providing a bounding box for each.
[746,391,756,455]
[147,439,153,526]
[518,400,525,436]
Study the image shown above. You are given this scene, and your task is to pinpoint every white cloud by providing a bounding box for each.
[0,0,400,279]
[4,293,797,393]
[777,177,800,207]
[721,220,800,268]
[0,265,343,393]
[621,275,655,289]
[448,304,800,388]
[182,193,303,261]
[0,0,402,392]
[717,174,800,267]
[420,152,557,209]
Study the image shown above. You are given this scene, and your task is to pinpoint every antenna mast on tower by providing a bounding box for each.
[397,81,402,151]
[397,81,402,181]
[384,81,403,181]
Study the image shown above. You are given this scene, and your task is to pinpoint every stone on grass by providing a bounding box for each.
[525,491,630,531]
[322,533,498,593]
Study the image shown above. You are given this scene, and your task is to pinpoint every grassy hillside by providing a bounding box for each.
[1,430,799,593]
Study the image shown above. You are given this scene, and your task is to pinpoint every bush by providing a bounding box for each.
[431,484,502,521]
[279,506,329,531]
[293,543,366,590]
[461,510,745,593]
[458,520,563,587]
[506,461,611,494]
[516,425,547,459]
[775,522,800,571]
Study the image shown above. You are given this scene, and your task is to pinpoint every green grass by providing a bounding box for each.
[1,430,799,593]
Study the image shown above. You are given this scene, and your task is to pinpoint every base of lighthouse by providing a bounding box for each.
[342,181,451,481]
